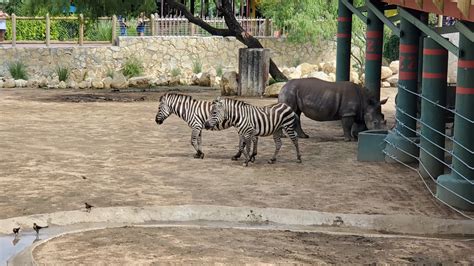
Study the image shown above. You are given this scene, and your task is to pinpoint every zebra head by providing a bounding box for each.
[155,94,172,125]
[204,98,225,130]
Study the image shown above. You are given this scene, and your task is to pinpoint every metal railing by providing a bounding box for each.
[1,14,114,46]
[384,83,473,219]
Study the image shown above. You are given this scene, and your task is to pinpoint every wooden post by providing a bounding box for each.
[238,48,271,96]
[112,15,117,43]
[79,14,84,46]
[45,13,50,47]
[264,18,270,36]
[11,13,16,47]
[150,14,155,36]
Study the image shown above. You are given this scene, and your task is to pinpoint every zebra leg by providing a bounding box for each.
[191,128,204,159]
[242,135,252,167]
[197,131,205,159]
[232,136,244,160]
[286,127,302,163]
[268,131,283,164]
[250,136,258,162]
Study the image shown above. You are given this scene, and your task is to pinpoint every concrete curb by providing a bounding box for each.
[1,205,473,236]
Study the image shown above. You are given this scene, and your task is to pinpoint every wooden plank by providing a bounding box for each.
[416,0,423,8]
[432,0,445,11]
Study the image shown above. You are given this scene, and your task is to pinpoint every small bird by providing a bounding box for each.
[12,227,20,236]
[85,202,94,212]
[33,223,48,234]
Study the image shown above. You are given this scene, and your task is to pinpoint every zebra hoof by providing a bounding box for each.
[242,162,249,167]
[267,159,276,164]
[194,152,204,159]
[231,156,239,161]
[296,159,302,163]
[250,155,256,162]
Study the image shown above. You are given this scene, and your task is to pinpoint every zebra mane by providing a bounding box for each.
[220,97,251,106]
[160,92,195,103]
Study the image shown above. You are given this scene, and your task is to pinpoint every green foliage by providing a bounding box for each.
[216,64,223,77]
[122,57,143,78]
[85,20,112,41]
[5,19,80,41]
[383,34,400,62]
[171,68,181,78]
[7,0,157,17]
[56,66,70,82]
[8,61,28,80]
[192,59,202,74]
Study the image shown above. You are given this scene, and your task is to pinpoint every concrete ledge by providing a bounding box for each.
[1,205,473,236]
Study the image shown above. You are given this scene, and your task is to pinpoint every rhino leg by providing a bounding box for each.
[341,116,355,142]
[295,111,309,138]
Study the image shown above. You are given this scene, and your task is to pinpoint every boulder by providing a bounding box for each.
[15,79,28,88]
[350,71,360,84]
[67,80,77,89]
[38,77,48,88]
[322,61,336,74]
[381,66,393,80]
[4,79,15,88]
[198,72,211,87]
[381,81,391,88]
[328,73,336,82]
[386,74,399,86]
[128,76,151,88]
[111,72,128,89]
[306,71,330,81]
[168,76,181,86]
[296,63,319,76]
[102,77,113,90]
[26,79,39,88]
[152,76,169,86]
[221,71,239,96]
[78,80,91,89]
[0,80,3,88]
[58,81,67,89]
[288,68,302,80]
[389,60,399,74]
[91,79,104,89]
[264,82,286,98]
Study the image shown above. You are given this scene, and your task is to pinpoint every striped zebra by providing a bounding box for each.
[204,97,302,166]
[155,93,258,159]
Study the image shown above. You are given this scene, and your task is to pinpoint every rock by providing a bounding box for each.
[15,79,28,88]
[221,71,239,96]
[386,74,399,86]
[381,66,393,80]
[322,61,336,74]
[281,67,293,77]
[288,68,302,80]
[191,73,200,85]
[111,72,128,89]
[91,79,104,89]
[152,76,169,86]
[168,76,181,86]
[38,77,48,88]
[78,80,91,89]
[102,77,112,89]
[328,73,336,82]
[58,81,67,89]
[296,63,319,76]
[4,79,15,88]
[306,71,330,81]
[350,71,361,84]
[381,81,391,88]
[198,72,211,87]
[389,60,399,74]
[264,82,286,97]
[67,81,77,89]
[360,73,365,86]
[0,80,3,88]
[26,79,39,88]
[128,76,151,88]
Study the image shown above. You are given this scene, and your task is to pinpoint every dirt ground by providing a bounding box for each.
[0,86,461,221]
[33,227,474,264]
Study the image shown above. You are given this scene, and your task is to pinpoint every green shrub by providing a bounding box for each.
[171,68,181,77]
[192,59,202,74]
[56,66,70,82]
[216,64,223,77]
[85,20,112,41]
[122,57,143,78]
[383,34,400,62]
[8,61,28,80]
[106,68,115,78]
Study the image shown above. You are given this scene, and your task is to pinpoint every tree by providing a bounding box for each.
[166,0,287,81]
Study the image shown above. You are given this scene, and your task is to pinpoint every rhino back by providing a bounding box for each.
[278,78,363,121]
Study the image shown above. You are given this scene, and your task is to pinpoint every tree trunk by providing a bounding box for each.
[166,0,287,81]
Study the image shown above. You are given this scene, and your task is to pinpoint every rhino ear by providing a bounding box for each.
[380,97,389,105]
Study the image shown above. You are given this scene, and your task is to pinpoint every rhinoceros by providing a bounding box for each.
[278,78,387,141]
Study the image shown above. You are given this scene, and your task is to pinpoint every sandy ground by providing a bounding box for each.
[0,86,460,221]
[33,227,474,264]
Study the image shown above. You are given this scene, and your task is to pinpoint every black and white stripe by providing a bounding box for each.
[155,93,257,159]
[205,98,301,166]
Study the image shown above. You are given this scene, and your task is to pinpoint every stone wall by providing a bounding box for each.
[0,36,336,82]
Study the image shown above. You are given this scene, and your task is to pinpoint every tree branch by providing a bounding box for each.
[166,0,233,36]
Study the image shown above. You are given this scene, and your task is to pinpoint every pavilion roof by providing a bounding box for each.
[382,0,474,21]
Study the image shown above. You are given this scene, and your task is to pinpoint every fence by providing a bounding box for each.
[384,83,473,219]
[116,15,275,37]
[2,14,114,46]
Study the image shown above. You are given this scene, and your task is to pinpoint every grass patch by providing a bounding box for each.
[56,66,70,82]
[216,64,223,77]
[171,68,181,78]
[122,57,143,78]
[8,61,28,80]
[192,59,202,74]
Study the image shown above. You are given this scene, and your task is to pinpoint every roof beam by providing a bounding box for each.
[341,0,368,23]
[366,0,401,36]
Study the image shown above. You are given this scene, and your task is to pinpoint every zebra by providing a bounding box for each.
[155,93,258,160]
[204,97,302,166]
